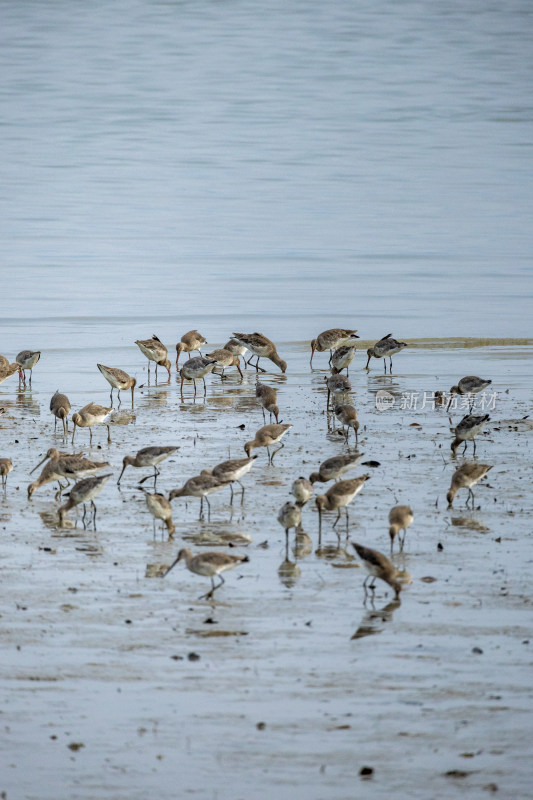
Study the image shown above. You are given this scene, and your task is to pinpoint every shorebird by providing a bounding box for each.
[315,475,370,530]
[451,414,490,457]
[447,463,493,508]
[232,332,287,373]
[179,356,217,397]
[310,329,359,366]
[334,404,359,442]
[447,376,492,411]
[72,402,114,444]
[326,374,351,409]
[277,502,302,553]
[175,330,207,365]
[366,334,407,373]
[291,477,313,507]
[388,505,414,552]
[135,335,171,380]
[205,348,243,380]
[255,382,280,423]
[117,445,179,485]
[0,458,13,488]
[141,490,175,537]
[169,474,227,518]
[163,548,249,600]
[201,456,257,503]
[351,541,402,599]
[309,452,364,484]
[16,350,40,384]
[244,423,292,463]
[58,473,112,525]
[29,449,110,497]
[97,364,136,406]
[50,391,71,434]
[223,338,248,365]
[0,361,22,385]
[331,345,357,375]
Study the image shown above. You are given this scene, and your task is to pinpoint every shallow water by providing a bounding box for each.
[1,339,532,799]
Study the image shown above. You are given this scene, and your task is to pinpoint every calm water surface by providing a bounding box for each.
[1,0,532,342]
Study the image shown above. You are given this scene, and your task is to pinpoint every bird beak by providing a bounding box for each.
[30,454,48,475]
[163,556,180,577]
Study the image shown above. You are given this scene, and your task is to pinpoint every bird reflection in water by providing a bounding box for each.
[351,598,401,638]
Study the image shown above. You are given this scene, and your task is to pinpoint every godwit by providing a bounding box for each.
[202,455,257,503]
[71,403,114,444]
[331,345,357,375]
[447,376,492,411]
[135,335,171,381]
[309,452,364,484]
[117,445,178,485]
[223,338,248,365]
[16,350,40,384]
[0,361,22,385]
[175,330,207,366]
[97,364,137,406]
[29,449,110,497]
[388,505,414,552]
[179,356,217,397]
[447,463,493,508]
[0,458,13,488]
[232,332,287,373]
[141,490,175,537]
[50,391,71,434]
[334,404,359,442]
[366,334,407,373]
[244,423,292,463]
[351,542,402,599]
[315,475,370,530]
[169,474,227,518]
[310,328,359,366]
[451,414,490,457]
[205,348,243,380]
[277,501,302,553]
[291,477,313,507]
[163,548,249,600]
[325,374,351,410]
[255,382,280,423]
[58,473,112,526]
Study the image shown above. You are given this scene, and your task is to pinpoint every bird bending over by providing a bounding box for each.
[169,474,227,518]
[97,364,136,406]
[232,332,287,373]
[201,456,257,503]
[141,489,175,537]
[309,452,364,484]
[175,330,207,365]
[16,350,40,384]
[0,458,13,488]
[50,391,71,434]
[179,356,217,397]
[334,404,359,442]
[255,382,280,423]
[291,477,313,507]
[315,475,370,531]
[447,463,493,508]
[351,541,402,599]
[388,505,414,552]
[58,473,112,526]
[71,403,113,444]
[310,329,359,366]
[205,348,243,380]
[447,376,492,411]
[451,414,490,457]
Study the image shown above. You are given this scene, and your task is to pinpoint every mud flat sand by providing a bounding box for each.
[0,338,532,799]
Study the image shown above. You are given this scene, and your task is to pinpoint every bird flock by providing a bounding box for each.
[0,328,494,603]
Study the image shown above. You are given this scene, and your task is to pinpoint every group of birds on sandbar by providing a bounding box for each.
[0,326,495,603]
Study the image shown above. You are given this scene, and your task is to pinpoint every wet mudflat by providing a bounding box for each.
[0,339,532,799]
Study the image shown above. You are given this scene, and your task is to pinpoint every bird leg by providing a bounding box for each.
[473,439,477,456]
[389,356,393,373]
[107,425,111,443]
[229,483,234,505]
[332,509,342,529]
[261,407,266,423]
[270,442,284,464]
[117,389,121,406]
